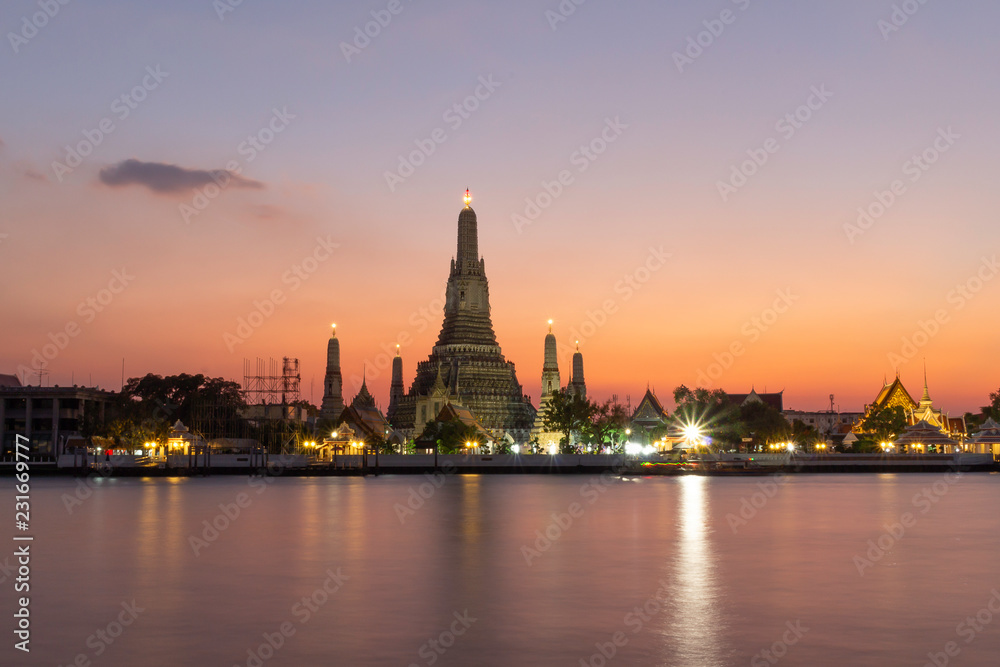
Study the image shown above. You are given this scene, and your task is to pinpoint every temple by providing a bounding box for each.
[319,324,344,421]
[392,191,536,442]
[532,321,564,445]
[855,368,967,438]
[567,341,587,398]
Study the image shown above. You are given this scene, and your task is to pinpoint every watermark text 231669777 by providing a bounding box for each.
[13,434,33,653]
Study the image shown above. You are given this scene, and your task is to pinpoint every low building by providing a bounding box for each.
[855,373,966,441]
[414,402,496,454]
[727,389,784,412]
[0,376,117,455]
[631,387,669,446]
[783,409,863,437]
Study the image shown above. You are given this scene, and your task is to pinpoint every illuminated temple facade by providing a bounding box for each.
[391,192,536,442]
[530,323,588,446]
[856,372,967,438]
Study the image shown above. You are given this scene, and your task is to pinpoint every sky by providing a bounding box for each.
[2,0,999,415]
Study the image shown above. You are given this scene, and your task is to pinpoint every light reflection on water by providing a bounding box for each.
[2,473,1000,666]
[670,475,724,666]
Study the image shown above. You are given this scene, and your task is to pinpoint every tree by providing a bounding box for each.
[364,434,395,455]
[985,388,1000,421]
[736,401,791,449]
[542,389,594,453]
[791,419,824,450]
[92,374,253,447]
[857,405,907,444]
[586,399,631,451]
[671,385,739,447]
[417,420,481,454]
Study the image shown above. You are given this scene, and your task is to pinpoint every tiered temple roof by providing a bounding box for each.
[392,192,536,441]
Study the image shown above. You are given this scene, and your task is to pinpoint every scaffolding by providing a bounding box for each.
[242,357,301,406]
[240,357,305,454]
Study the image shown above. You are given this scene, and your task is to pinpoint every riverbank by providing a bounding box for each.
[1,452,995,476]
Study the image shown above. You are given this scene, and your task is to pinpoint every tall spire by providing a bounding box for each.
[388,345,404,422]
[921,360,932,404]
[436,190,497,348]
[320,323,344,420]
[542,320,559,397]
[570,341,586,399]
[455,189,480,272]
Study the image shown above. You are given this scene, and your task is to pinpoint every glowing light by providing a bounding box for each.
[683,424,703,444]
[786,442,795,452]
[463,189,472,208]
[548,443,558,455]
[512,444,521,454]
[625,443,642,455]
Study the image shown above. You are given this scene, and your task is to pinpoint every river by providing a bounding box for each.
[2,472,999,666]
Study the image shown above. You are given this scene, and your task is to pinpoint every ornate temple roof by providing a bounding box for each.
[971,418,1000,444]
[727,389,784,412]
[351,376,376,409]
[434,402,495,444]
[632,387,668,424]
[892,419,959,446]
[871,376,917,412]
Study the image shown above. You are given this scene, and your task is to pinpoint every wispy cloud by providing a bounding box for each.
[99,159,264,194]
[21,165,48,182]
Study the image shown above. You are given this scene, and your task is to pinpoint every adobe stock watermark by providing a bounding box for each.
[60,456,134,514]
[394,461,458,524]
[878,0,933,41]
[672,0,757,73]
[7,0,73,54]
[694,288,798,387]
[16,268,135,383]
[348,290,445,391]
[384,75,502,192]
[545,0,589,31]
[58,600,145,667]
[556,245,669,356]
[188,455,299,555]
[180,107,296,224]
[579,579,670,666]
[725,472,790,533]
[213,0,245,21]
[522,466,625,566]
[717,85,833,202]
[233,567,349,667]
[886,255,997,368]
[223,236,339,352]
[921,588,1000,667]
[340,0,416,63]
[844,126,959,244]
[50,66,169,183]
[407,610,477,667]
[751,621,809,667]
[854,468,962,576]
[512,116,628,234]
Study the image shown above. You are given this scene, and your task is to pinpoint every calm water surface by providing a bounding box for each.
[2,473,1000,666]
